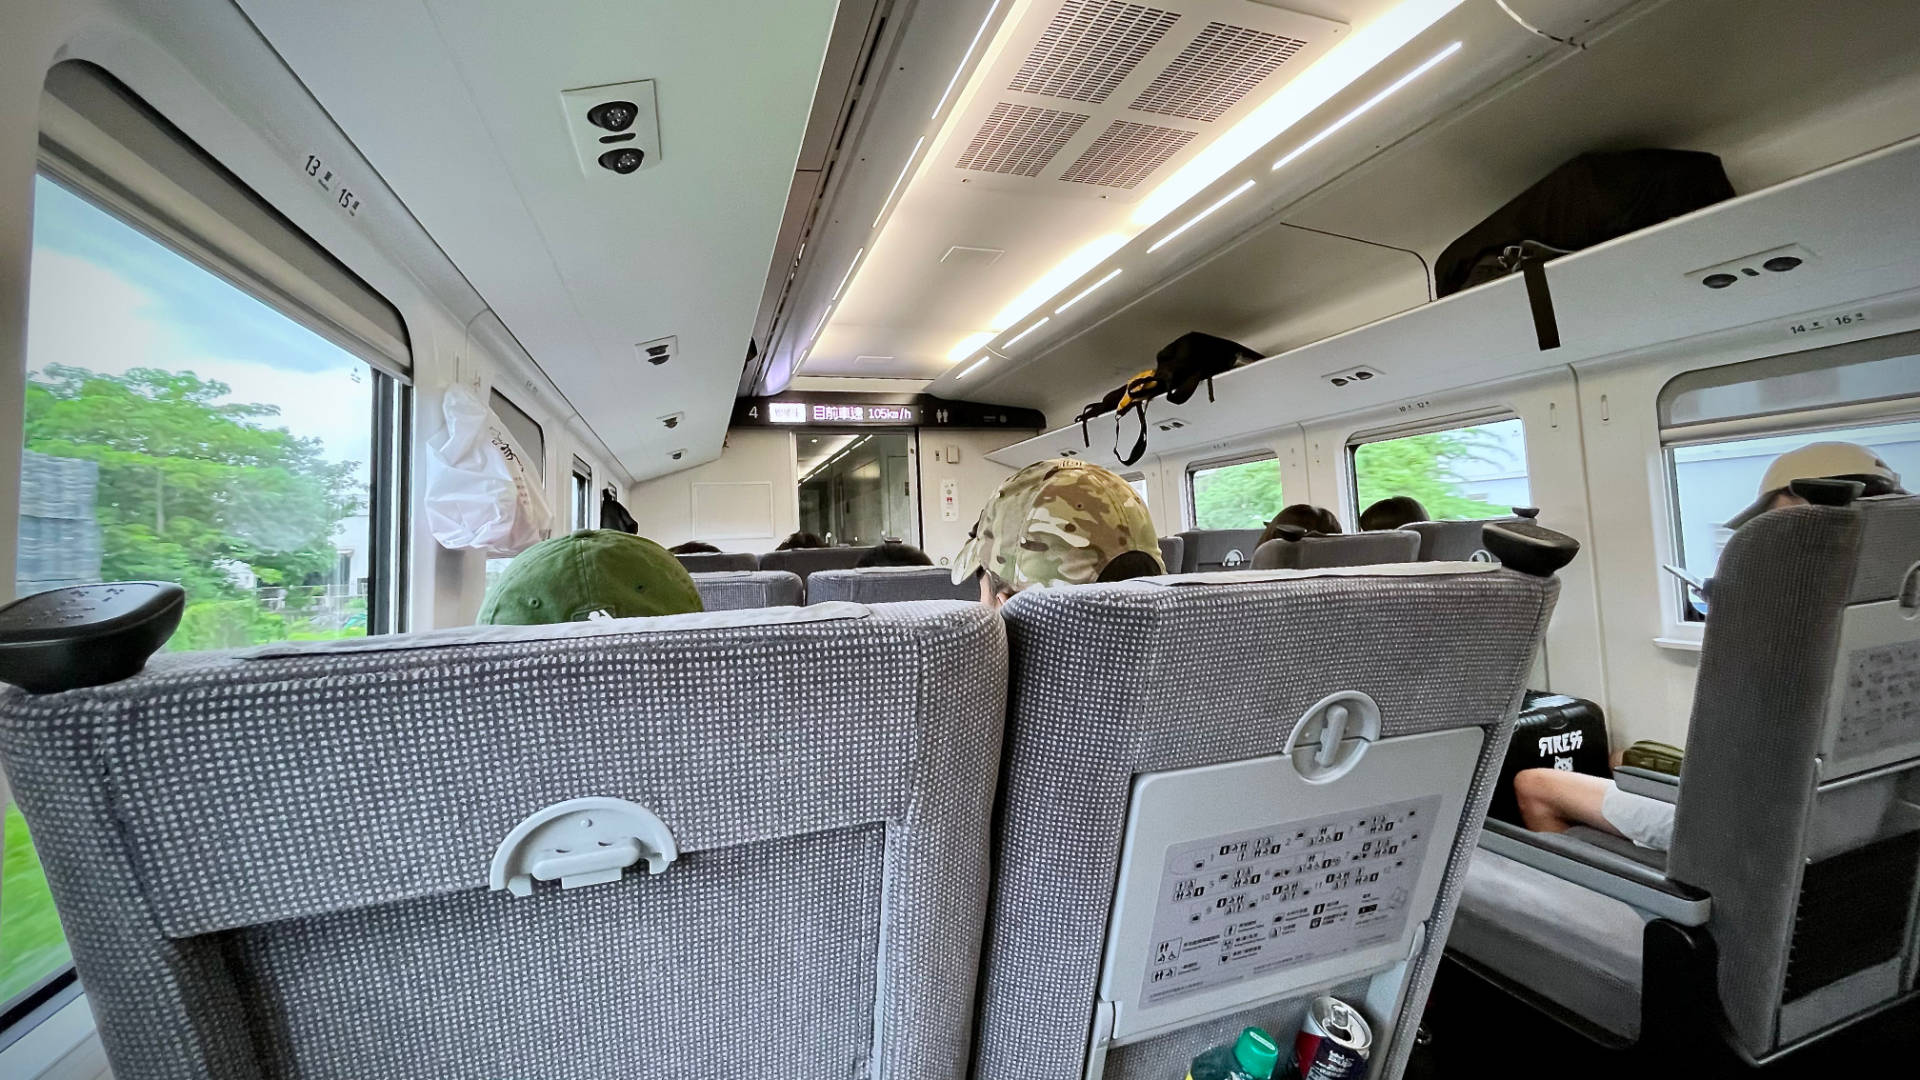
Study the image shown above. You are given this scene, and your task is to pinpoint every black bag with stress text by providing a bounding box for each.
[1435,149,1735,297]
[1487,691,1614,825]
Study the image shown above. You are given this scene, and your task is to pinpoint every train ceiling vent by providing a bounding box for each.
[955,103,1090,177]
[1130,21,1308,122]
[949,1,1340,198]
[1007,0,1182,103]
[1059,119,1197,189]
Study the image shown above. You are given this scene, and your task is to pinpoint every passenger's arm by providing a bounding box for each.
[1478,819,1710,925]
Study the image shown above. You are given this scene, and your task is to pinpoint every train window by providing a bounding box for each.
[489,389,545,480]
[571,456,594,531]
[1669,420,1920,586]
[1349,415,1530,521]
[9,61,412,1029]
[1659,332,1920,619]
[1187,454,1281,529]
[1122,472,1150,507]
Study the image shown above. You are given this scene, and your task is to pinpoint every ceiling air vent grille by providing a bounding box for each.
[1130,22,1308,122]
[1007,0,1181,104]
[955,103,1089,177]
[1059,119,1197,188]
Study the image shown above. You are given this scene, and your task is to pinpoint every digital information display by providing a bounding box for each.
[1139,794,1440,1005]
[732,394,1044,430]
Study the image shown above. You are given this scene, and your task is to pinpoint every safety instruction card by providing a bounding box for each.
[1139,794,1441,1004]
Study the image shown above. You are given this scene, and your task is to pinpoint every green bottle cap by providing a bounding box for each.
[1233,1026,1280,1079]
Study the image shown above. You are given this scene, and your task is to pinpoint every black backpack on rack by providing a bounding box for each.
[1435,149,1735,298]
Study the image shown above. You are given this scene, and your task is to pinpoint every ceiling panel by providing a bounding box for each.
[235,0,840,480]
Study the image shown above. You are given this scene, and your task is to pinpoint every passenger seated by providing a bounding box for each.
[478,529,703,624]
[1255,502,1340,546]
[775,531,827,550]
[668,540,720,554]
[953,459,1162,608]
[1515,441,1904,850]
[857,539,933,567]
[1359,495,1428,530]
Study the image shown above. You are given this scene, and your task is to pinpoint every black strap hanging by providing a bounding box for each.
[1503,240,1565,351]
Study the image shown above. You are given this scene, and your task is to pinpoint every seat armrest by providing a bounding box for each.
[1613,765,1679,804]
[1479,820,1710,926]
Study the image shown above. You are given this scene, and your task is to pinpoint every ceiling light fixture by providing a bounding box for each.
[832,248,865,300]
[955,354,991,380]
[1131,0,1466,227]
[932,0,1003,121]
[1147,180,1255,253]
[1272,41,1461,172]
[1055,268,1123,315]
[990,233,1129,330]
[874,137,926,227]
[1003,317,1051,351]
[948,330,996,363]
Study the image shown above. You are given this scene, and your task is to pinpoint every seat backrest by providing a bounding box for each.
[1174,528,1265,572]
[0,602,1007,1080]
[1404,518,1518,561]
[757,546,871,587]
[1667,494,1920,1060]
[1251,530,1420,569]
[1157,535,1185,575]
[673,551,758,573]
[807,567,979,604]
[979,566,1559,1080]
[691,569,803,610]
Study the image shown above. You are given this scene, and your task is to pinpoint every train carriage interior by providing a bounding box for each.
[1,0,1919,1077]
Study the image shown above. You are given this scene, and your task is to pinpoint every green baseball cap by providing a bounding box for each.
[951,459,1161,590]
[478,530,703,625]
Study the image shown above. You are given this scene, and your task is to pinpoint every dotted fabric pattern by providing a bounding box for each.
[974,570,1555,1080]
[0,600,1006,1080]
[689,569,803,609]
[807,569,981,604]
[231,827,885,1079]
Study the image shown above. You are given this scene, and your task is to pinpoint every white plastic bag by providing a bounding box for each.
[423,383,553,556]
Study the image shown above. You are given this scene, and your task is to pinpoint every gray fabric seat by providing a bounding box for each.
[673,551,758,573]
[1450,848,1650,1040]
[806,567,978,604]
[977,566,1560,1080]
[1251,530,1419,569]
[1173,528,1265,572]
[1404,517,1518,561]
[756,546,870,590]
[690,569,803,609]
[0,602,1008,1080]
[1157,535,1184,575]
[1448,494,1920,1059]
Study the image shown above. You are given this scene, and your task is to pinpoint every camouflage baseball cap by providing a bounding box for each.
[479,530,703,625]
[950,459,1161,590]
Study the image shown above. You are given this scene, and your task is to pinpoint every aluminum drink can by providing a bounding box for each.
[1294,995,1371,1080]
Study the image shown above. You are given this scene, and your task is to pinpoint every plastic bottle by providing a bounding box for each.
[1186,1025,1280,1080]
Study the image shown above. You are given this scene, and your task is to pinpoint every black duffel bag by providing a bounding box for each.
[1436,149,1735,297]
[1487,690,1614,825]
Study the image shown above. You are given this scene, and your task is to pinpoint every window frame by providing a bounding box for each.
[7,64,416,1034]
[1659,409,1920,625]
[488,389,546,482]
[1184,450,1280,531]
[1343,408,1524,524]
[570,456,595,532]
[1655,331,1920,631]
